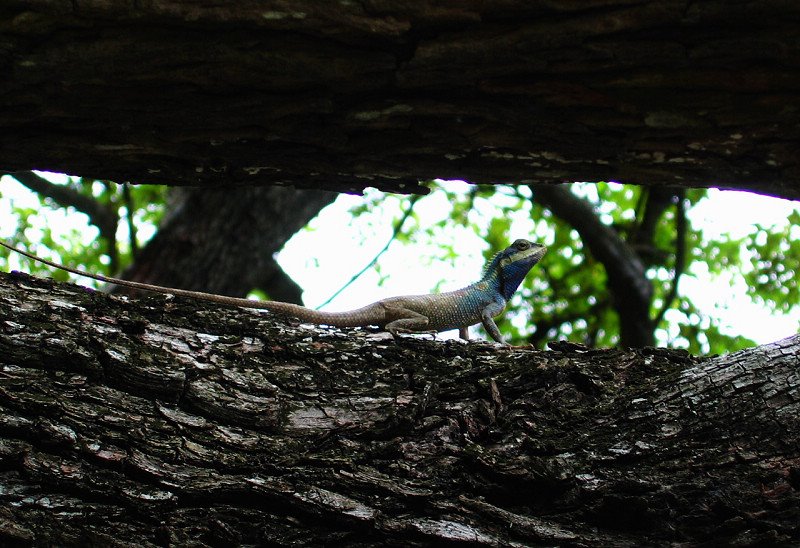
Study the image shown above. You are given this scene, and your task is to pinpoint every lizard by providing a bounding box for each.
[0,238,546,344]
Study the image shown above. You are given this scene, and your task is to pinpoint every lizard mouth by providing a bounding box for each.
[503,244,547,267]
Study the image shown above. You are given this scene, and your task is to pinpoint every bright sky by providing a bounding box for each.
[675,191,800,344]
[1,175,798,347]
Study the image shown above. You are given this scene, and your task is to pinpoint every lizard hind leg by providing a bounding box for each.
[382,306,433,339]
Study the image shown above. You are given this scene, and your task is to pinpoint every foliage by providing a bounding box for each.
[744,211,800,313]
[0,173,167,285]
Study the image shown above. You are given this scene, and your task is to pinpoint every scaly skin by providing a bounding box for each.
[0,239,546,343]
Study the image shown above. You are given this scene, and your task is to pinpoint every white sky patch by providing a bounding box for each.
[688,189,798,239]
[677,189,800,345]
[279,181,489,311]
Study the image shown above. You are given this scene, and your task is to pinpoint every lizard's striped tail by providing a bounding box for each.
[261,301,386,328]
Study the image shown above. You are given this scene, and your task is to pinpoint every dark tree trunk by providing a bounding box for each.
[117,186,336,303]
[1,1,799,200]
[531,183,655,347]
[2,271,798,546]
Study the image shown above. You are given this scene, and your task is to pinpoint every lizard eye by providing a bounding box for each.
[515,240,530,250]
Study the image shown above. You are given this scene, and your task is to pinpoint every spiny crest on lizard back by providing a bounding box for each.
[481,251,505,280]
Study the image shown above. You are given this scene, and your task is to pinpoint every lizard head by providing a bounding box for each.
[483,239,547,300]
[499,239,547,268]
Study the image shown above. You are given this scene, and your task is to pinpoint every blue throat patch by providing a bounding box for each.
[499,260,535,300]
[481,252,535,301]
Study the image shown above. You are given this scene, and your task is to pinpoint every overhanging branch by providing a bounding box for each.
[0,3,798,198]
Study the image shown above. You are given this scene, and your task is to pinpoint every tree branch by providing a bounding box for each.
[1,270,798,545]
[530,183,654,346]
[652,189,688,328]
[2,4,798,199]
[121,182,139,258]
[9,172,119,244]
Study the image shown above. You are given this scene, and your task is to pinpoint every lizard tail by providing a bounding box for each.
[261,301,386,328]
[1,240,386,328]
[0,239,278,310]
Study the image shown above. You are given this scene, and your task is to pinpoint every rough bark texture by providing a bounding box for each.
[2,271,798,546]
[1,1,799,200]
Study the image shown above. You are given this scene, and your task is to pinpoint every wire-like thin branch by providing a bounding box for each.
[97,180,119,272]
[652,190,687,328]
[122,183,139,258]
[316,194,421,309]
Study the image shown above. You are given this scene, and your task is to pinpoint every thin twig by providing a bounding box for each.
[652,190,687,328]
[122,183,139,258]
[316,194,421,309]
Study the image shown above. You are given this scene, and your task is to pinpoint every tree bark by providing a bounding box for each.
[2,271,798,546]
[1,1,799,200]
[117,186,336,303]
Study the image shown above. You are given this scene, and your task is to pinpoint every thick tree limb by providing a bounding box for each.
[1,2,799,199]
[1,271,798,545]
[531,183,654,346]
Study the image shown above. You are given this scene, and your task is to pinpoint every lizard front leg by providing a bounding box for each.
[481,300,508,344]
